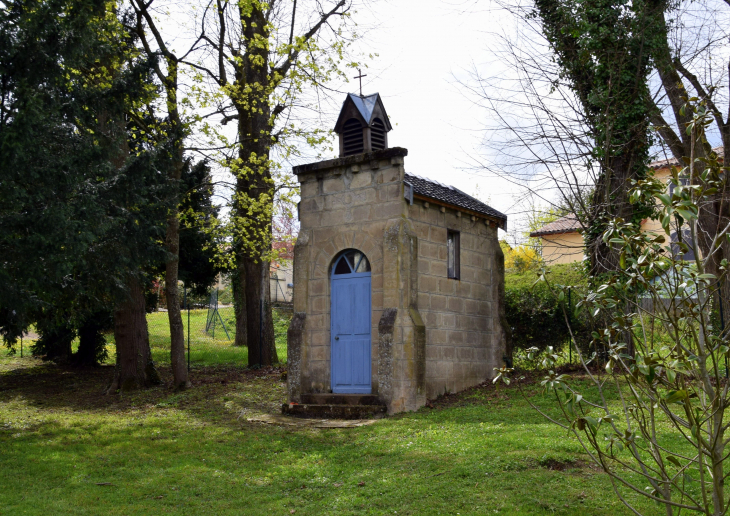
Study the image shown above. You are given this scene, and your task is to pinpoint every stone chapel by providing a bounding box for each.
[284,93,508,417]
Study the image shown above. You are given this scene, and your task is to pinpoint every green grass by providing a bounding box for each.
[143,308,288,367]
[28,307,293,368]
[0,356,662,515]
[147,307,289,365]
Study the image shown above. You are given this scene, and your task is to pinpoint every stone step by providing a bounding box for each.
[300,393,384,406]
[282,403,387,420]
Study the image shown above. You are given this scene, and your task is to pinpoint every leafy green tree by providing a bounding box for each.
[127,0,200,389]
[190,0,356,366]
[532,0,662,276]
[499,100,730,515]
[0,0,172,388]
[645,0,730,328]
[148,159,222,298]
[32,308,112,367]
[178,160,223,298]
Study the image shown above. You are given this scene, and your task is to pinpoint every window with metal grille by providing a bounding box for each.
[447,230,460,279]
[370,117,387,151]
[342,118,364,156]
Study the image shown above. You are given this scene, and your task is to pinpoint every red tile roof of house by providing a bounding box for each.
[649,147,723,170]
[529,213,581,237]
[531,149,725,238]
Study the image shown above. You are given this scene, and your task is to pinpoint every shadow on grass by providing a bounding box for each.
[0,358,284,418]
[1,358,659,515]
[0,355,621,435]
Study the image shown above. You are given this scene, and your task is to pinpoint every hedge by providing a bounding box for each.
[505,263,593,354]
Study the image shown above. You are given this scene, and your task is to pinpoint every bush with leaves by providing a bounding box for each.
[505,263,594,357]
[497,100,730,515]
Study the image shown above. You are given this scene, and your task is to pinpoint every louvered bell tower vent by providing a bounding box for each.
[334,93,392,158]
[342,118,364,156]
[370,118,387,151]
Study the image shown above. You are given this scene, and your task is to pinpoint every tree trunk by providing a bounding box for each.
[232,266,248,347]
[244,257,277,367]
[108,275,160,393]
[75,325,99,366]
[74,312,110,367]
[166,211,189,389]
[649,7,730,330]
[587,153,641,277]
[163,58,190,390]
[231,2,278,366]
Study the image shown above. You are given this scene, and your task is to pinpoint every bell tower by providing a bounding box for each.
[333,93,392,157]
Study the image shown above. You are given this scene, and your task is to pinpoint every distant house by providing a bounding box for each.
[271,240,294,303]
[529,213,584,264]
[529,153,708,264]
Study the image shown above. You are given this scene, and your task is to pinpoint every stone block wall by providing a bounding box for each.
[291,148,411,402]
[288,146,505,413]
[408,203,505,399]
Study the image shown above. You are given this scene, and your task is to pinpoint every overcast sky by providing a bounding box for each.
[160,0,730,245]
[163,0,577,243]
[326,0,521,240]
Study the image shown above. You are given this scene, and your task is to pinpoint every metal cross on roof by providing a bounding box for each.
[354,68,367,96]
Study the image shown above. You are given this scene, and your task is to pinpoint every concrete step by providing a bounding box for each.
[300,393,384,406]
[282,402,386,420]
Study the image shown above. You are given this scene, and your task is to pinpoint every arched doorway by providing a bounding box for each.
[330,249,372,393]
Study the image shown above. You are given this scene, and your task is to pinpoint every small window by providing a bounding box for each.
[447,230,460,279]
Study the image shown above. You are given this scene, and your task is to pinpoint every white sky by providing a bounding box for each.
[157,0,730,246]
[326,0,521,240]
[161,0,525,242]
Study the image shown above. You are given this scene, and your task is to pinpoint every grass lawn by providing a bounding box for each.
[143,307,290,367]
[23,307,293,368]
[0,355,661,515]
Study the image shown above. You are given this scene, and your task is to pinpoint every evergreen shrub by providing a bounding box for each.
[505,262,593,354]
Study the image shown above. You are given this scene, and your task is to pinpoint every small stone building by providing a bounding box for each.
[285,93,508,415]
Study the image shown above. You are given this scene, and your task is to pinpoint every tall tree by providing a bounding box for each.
[128,0,208,389]
[0,0,171,389]
[645,0,730,323]
[188,0,354,366]
[531,0,663,275]
[462,0,667,280]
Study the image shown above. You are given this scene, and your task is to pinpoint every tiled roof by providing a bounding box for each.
[650,147,724,169]
[529,214,581,237]
[404,173,507,229]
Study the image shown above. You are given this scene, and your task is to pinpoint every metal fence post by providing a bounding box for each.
[720,288,727,378]
[568,287,572,364]
[185,285,190,372]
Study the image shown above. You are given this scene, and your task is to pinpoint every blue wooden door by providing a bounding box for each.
[331,250,372,394]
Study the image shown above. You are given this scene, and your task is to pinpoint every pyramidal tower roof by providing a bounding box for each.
[334,93,392,133]
[350,93,378,122]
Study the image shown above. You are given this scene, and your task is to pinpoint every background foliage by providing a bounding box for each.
[505,263,594,356]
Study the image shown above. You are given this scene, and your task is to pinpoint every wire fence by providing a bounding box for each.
[5,287,292,370]
[144,288,292,369]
